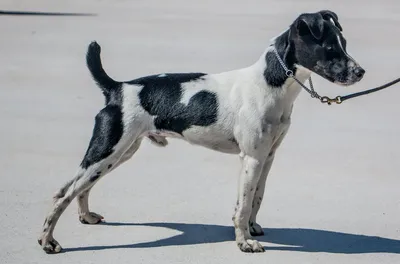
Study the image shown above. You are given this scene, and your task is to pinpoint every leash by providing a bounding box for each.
[272,46,400,105]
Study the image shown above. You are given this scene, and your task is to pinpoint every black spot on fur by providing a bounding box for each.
[90,174,100,182]
[133,73,218,134]
[80,105,123,169]
[96,171,101,175]
[264,31,297,88]
[54,180,73,199]
[47,220,52,226]
[108,164,112,169]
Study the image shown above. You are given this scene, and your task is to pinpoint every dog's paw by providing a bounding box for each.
[79,212,104,224]
[237,239,265,253]
[38,237,62,254]
[249,222,264,236]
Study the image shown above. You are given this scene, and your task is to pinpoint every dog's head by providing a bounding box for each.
[287,10,365,85]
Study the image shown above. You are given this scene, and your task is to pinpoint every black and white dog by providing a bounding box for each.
[39,10,365,253]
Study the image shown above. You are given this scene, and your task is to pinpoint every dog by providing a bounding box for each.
[38,10,365,254]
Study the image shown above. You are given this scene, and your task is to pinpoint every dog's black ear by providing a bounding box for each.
[319,10,343,31]
[296,13,324,40]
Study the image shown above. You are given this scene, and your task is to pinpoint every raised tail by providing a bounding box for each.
[86,41,121,103]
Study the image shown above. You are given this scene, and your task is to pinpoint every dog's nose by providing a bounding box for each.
[354,67,365,78]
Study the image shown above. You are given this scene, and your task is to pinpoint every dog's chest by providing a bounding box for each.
[238,80,303,151]
[256,82,301,124]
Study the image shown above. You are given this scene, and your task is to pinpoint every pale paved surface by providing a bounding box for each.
[1,1,400,263]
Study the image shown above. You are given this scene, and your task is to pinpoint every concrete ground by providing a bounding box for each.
[1,0,400,263]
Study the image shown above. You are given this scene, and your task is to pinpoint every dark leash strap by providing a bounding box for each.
[293,76,400,105]
[272,46,400,105]
[338,78,400,103]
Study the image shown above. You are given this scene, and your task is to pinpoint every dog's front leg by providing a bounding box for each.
[233,154,265,253]
[249,153,275,236]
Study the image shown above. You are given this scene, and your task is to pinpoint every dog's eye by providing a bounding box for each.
[326,46,333,52]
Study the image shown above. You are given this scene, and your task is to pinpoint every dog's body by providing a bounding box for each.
[39,10,365,254]
[116,52,308,154]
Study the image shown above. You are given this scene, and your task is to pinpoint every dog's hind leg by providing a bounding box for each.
[77,138,143,224]
[77,188,103,225]
[38,164,117,254]
[38,104,145,254]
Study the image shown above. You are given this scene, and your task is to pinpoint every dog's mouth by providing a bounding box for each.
[319,75,353,86]
[334,80,356,86]
[334,76,364,86]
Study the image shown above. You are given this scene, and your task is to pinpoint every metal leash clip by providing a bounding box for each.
[320,96,342,105]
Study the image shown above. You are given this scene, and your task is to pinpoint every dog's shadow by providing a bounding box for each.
[64,222,400,254]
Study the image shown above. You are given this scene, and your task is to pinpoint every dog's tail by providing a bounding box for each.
[86,41,120,103]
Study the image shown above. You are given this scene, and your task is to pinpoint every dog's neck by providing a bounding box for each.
[260,29,311,89]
